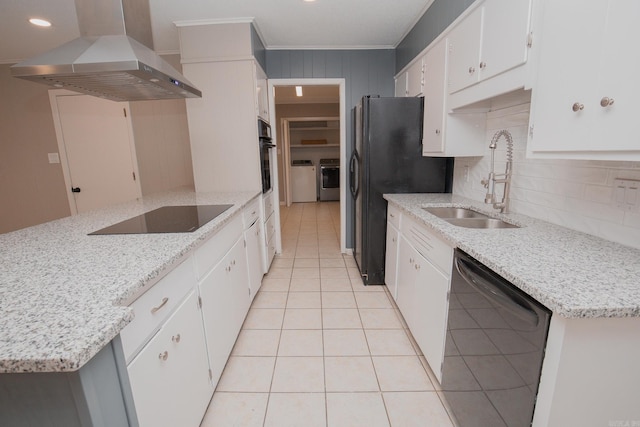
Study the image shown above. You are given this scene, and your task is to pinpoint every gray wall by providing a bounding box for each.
[396,0,475,73]
[266,49,396,247]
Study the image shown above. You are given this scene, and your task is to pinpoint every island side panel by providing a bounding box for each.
[0,339,135,427]
[534,316,640,426]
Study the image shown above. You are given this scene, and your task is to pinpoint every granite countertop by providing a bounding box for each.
[0,188,260,373]
[385,193,640,319]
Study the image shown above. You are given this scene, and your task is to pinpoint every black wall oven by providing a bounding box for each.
[258,119,274,193]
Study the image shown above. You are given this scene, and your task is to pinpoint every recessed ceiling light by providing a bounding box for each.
[29,18,52,27]
[295,86,303,97]
[304,0,316,2]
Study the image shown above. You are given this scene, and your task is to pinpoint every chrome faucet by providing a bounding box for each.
[481,130,513,213]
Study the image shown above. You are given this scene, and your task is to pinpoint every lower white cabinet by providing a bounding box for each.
[199,237,250,388]
[127,290,213,427]
[245,219,264,301]
[384,221,399,299]
[389,206,453,383]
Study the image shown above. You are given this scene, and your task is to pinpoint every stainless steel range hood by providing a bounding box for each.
[11,0,201,102]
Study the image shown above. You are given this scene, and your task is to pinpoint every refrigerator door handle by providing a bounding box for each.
[350,151,360,199]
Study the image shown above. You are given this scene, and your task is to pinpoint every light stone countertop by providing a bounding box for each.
[0,188,260,373]
[385,193,640,319]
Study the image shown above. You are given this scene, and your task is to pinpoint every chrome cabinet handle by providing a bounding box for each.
[150,297,169,314]
[600,97,614,107]
[172,334,181,344]
[158,351,168,361]
[572,102,584,112]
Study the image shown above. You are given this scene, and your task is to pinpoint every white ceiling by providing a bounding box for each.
[0,0,433,64]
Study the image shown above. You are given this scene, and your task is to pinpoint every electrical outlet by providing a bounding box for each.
[613,179,640,211]
[464,165,470,183]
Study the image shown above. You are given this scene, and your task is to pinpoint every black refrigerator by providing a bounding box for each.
[350,95,453,285]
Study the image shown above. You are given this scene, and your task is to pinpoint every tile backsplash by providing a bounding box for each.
[452,102,640,250]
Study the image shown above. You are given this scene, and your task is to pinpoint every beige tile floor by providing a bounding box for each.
[200,202,456,427]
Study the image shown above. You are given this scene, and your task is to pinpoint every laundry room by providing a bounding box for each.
[272,85,341,206]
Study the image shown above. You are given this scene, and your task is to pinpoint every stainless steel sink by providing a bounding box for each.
[445,218,520,229]
[422,207,490,219]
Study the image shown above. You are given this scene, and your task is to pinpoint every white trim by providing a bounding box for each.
[268,78,347,254]
[265,44,395,51]
[393,0,437,48]
[173,17,255,27]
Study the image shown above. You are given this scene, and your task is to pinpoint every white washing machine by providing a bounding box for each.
[291,160,317,202]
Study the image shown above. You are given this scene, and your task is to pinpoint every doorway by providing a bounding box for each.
[267,79,347,253]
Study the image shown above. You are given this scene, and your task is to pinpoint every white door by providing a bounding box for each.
[55,94,141,213]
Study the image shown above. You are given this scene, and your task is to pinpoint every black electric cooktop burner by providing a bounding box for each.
[89,205,233,235]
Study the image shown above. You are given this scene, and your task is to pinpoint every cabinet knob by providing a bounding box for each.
[172,334,181,344]
[468,66,476,74]
[409,258,414,264]
[158,351,168,361]
[435,129,441,135]
[392,237,396,243]
[572,102,585,112]
[600,97,615,107]
[479,61,487,69]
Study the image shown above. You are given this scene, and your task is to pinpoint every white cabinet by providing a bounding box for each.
[128,290,213,427]
[245,219,264,301]
[199,237,250,388]
[422,38,487,157]
[263,191,276,271]
[384,205,401,299]
[406,56,425,97]
[395,71,408,97]
[448,0,532,94]
[256,64,269,121]
[527,0,640,160]
[390,209,453,383]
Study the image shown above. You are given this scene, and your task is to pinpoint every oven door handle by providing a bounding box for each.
[455,255,539,327]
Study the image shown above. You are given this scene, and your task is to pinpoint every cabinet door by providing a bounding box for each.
[412,257,450,384]
[245,220,264,301]
[422,39,447,154]
[230,236,251,330]
[591,0,640,151]
[479,0,532,82]
[385,222,400,299]
[447,6,482,94]
[395,236,417,326]
[395,72,408,97]
[199,237,243,387]
[256,64,269,120]
[528,0,607,152]
[406,57,425,97]
[128,291,213,427]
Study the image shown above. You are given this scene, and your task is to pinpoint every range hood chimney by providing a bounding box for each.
[10,0,201,102]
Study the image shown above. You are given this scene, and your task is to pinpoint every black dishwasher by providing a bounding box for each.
[442,250,551,427]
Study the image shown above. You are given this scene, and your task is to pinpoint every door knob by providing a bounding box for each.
[71,187,81,193]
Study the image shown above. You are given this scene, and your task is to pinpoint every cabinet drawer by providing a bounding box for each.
[401,215,453,275]
[120,257,196,362]
[265,212,276,243]
[243,198,261,229]
[387,204,402,229]
[193,213,243,279]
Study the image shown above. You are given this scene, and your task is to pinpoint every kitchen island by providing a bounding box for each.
[0,188,261,426]
[385,193,640,427]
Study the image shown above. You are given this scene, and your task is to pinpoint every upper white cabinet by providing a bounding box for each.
[527,0,640,160]
[256,64,270,121]
[395,72,408,97]
[177,22,266,193]
[448,0,533,94]
[422,38,486,157]
[407,56,425,97]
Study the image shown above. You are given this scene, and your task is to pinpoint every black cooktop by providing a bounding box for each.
[89,205,233,235]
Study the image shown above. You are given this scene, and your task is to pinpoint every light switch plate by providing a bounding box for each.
[48,153,60,164]
[613,178,640,211]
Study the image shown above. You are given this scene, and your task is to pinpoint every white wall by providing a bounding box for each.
[452,102,640,250]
